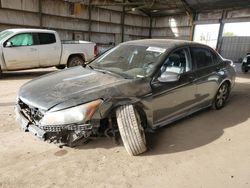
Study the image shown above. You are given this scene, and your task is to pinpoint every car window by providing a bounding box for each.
[38,33,56,45]
[190,47,213,69]
[160,48,191,75]
[8,33,34,47]
[90,44,166,78]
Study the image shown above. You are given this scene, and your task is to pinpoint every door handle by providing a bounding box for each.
[215,67,221,71]
[188,75,195,81]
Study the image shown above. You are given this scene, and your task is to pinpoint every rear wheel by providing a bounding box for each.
[213,82,230,110]
[67,56,84,68]
[116,105,147,156]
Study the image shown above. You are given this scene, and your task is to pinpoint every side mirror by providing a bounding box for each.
[5,41,13,47]
[158,71,180,82]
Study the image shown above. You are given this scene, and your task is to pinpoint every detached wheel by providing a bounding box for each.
[213,82,230,110]
[67,56,84,68]
[116,105,147,156]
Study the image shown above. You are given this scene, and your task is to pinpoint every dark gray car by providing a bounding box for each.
[15,39,236,156]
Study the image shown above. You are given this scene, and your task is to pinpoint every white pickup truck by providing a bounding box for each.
[0,28,97,77]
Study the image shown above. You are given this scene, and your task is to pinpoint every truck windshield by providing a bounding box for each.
[90,44,166,79]
[0,31,13,41]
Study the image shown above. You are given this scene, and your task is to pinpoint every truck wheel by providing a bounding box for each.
[55,65,66,69]
[116,105,147,156]
[67,56,84,68]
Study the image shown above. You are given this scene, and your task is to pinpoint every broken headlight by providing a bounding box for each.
[40,99,103,126]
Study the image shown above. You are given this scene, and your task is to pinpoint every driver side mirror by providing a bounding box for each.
[158,71,180,82]
[5,41,13,47]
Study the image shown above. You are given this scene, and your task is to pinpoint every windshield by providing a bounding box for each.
[0,31,13,41]
[90,44,167,79]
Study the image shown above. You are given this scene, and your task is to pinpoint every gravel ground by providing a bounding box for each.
[0,65,250,188]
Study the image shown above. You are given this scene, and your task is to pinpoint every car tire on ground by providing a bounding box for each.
[55,65,66,69]
[67,56,84,68]
[212,82,230,110]
[116,105,147,156]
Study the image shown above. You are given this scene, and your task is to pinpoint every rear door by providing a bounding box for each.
[190,46,222,108]
[151,47,197,127]
[37,32,61,67]
[3,33,39,70]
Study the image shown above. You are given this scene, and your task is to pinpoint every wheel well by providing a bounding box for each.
[67,54,85,66]
[223,80,231,90]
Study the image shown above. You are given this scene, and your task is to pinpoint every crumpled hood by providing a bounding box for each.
[19,66,129,111]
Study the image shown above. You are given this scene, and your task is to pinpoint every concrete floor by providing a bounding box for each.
[0,66,250,188]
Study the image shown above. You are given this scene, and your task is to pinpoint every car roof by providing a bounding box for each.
[3,28,56,33]
[122,39,205,49]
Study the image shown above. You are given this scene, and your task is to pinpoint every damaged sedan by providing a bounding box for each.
[15,39,236,156]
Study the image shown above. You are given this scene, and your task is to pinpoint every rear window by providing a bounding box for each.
[190,47,214,69]
[38,33,56,44]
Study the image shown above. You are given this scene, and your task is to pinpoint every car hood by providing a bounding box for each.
[18,66,151,111]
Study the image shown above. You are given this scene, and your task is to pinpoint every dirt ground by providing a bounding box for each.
[0,66,250,188]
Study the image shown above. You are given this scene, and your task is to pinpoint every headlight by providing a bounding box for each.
[40,99,103,126]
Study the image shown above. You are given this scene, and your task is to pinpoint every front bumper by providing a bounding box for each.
[15,106,46,140]
[15,105,93,141]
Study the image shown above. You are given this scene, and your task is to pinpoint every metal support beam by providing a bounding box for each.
[88,0,92,41]
[121,0,125,42]
[39,0,42,28]
[149,15,152,39]
[190,13,197,41]
[216,10,227,52]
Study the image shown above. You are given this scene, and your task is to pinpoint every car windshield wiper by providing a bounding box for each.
[93,68,130,79]
[86,64,94,70]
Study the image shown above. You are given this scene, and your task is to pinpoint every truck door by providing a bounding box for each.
[3,33,39,70]
[37,33,61,67]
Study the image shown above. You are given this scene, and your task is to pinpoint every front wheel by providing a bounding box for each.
[67,56,84,68]
[116,105,147,156]
[212,82,230,110]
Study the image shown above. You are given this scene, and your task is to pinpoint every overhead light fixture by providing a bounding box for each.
[152,9,158,12]
[132,8,136,11]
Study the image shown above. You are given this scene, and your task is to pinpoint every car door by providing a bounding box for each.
[190,46,222,108]
[37,32,61,67]
[3,33,39,70]
[151,47,197,128]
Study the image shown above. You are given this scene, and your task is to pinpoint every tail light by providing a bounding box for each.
[94,45,98,56]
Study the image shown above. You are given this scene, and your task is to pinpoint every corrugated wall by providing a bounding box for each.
[151,15,191,40]
[0,0,150,45]
[220,37,250,61]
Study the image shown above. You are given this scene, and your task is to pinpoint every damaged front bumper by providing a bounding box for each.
[15,104,94,145]
[15,106,46,140]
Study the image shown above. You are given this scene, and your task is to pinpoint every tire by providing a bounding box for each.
[55,65,66,69]
[212,82,230,110]
[67,56,84,68]
[116,105,147,156]
[242,65,248,73]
